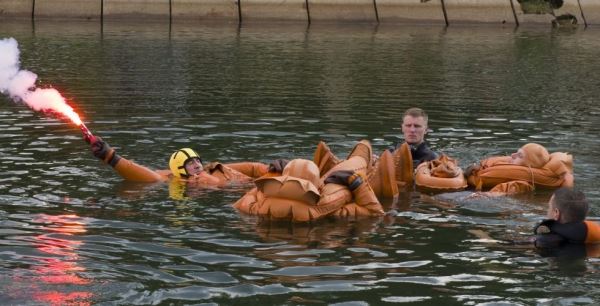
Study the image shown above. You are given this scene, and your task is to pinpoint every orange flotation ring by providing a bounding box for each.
[467,152,573,190]
[415,154,467,192]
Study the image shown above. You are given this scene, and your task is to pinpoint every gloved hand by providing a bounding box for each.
[83,133,96,144]
[91,137,111,160]
[533,219,556,235]
[324,170,363,191]
[90,136,121,166]
[268,159,289,173]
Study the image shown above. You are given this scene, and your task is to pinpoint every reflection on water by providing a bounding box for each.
[2,214,92,305]
[1,19,600,304]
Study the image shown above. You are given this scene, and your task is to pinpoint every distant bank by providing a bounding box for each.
[0,0,598,27]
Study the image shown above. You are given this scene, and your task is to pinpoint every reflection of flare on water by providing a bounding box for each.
[29,214,93,305]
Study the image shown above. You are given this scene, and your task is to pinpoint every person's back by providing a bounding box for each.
[534,188,600,247]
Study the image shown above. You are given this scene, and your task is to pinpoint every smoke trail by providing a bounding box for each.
[0,37,82,125]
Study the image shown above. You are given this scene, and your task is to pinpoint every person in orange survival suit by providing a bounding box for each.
[89,137,269,186]
[233,142,386,222]
[313,139,412,201]
[465,143,574,195]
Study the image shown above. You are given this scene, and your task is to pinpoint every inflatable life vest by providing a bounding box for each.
[394,142,414,191]
[313,140,412,200]
[467,152,573,190]
[585,221,600,244]
[415,154,467,192]
[233,158,384,222]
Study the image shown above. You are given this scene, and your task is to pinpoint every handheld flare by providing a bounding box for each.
[79,122,96,144]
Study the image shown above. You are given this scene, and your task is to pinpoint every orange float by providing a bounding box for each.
[467,152,573,190]
[586,221,600,244]
[415,154,467,192]
[234,142,386,222]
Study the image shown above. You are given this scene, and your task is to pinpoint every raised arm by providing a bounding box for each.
[90,137,165,183]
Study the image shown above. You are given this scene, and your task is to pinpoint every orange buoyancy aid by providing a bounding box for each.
[393,142,414,190]
[312,140,411,200]
[415,154,467,192]
[467,152,573,190]
[368,143,413,199]
[585,221,600,244]
[204,162,268,185]
[368,150,398,199]
[233,158,384,222]
[313,141,341,177]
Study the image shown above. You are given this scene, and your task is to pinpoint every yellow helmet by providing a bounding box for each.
[169,148,202,178]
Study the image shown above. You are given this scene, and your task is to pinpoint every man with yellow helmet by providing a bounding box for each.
[89,137,269,186]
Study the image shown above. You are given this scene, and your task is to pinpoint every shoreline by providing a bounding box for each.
[0,0,598,27]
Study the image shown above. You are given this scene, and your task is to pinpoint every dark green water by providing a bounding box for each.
[1,20,599,305]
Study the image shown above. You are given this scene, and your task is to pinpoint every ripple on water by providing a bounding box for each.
[186,271,238,284]
[1,23,600,304]
[383,273,498,286]
[298,280,381,292]
[381,296,432,303]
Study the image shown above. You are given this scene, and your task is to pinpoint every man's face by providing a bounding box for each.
[402,115,427,145]
[511,148,527,166]
[184,158,203,177]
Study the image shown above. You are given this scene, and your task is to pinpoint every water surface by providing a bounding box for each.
[1,20,600,305]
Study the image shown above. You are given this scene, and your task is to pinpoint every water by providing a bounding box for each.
[1,19,600,305]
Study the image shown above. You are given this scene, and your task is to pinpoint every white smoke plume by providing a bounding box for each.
[0,37,81,124]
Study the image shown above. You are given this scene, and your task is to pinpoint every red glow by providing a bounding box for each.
[27,214,93,305]
[33,291,92,306]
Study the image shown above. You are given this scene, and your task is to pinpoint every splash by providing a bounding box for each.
[0,37,83,126]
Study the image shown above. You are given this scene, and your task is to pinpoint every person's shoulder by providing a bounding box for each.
[419,142,437,160]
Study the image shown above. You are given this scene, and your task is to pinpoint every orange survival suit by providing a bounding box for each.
[313,140,413,200]
[466,151,574,192]
[91,138,268,185]
[233,147,385,222]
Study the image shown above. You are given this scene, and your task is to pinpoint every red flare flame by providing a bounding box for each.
[26,87,94,142]
[29,88,83,126]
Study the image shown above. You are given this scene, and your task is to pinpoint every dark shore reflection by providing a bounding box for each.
[1,19,600,304]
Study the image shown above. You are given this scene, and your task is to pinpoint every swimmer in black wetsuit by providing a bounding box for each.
[389,107,437,168]
[534,188,599,248]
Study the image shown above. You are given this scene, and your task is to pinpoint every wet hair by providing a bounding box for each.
[403,107,428,122]
[551,187,588,223]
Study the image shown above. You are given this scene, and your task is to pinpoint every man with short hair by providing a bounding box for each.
[390,107,437,168]
[534,188,600,247]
